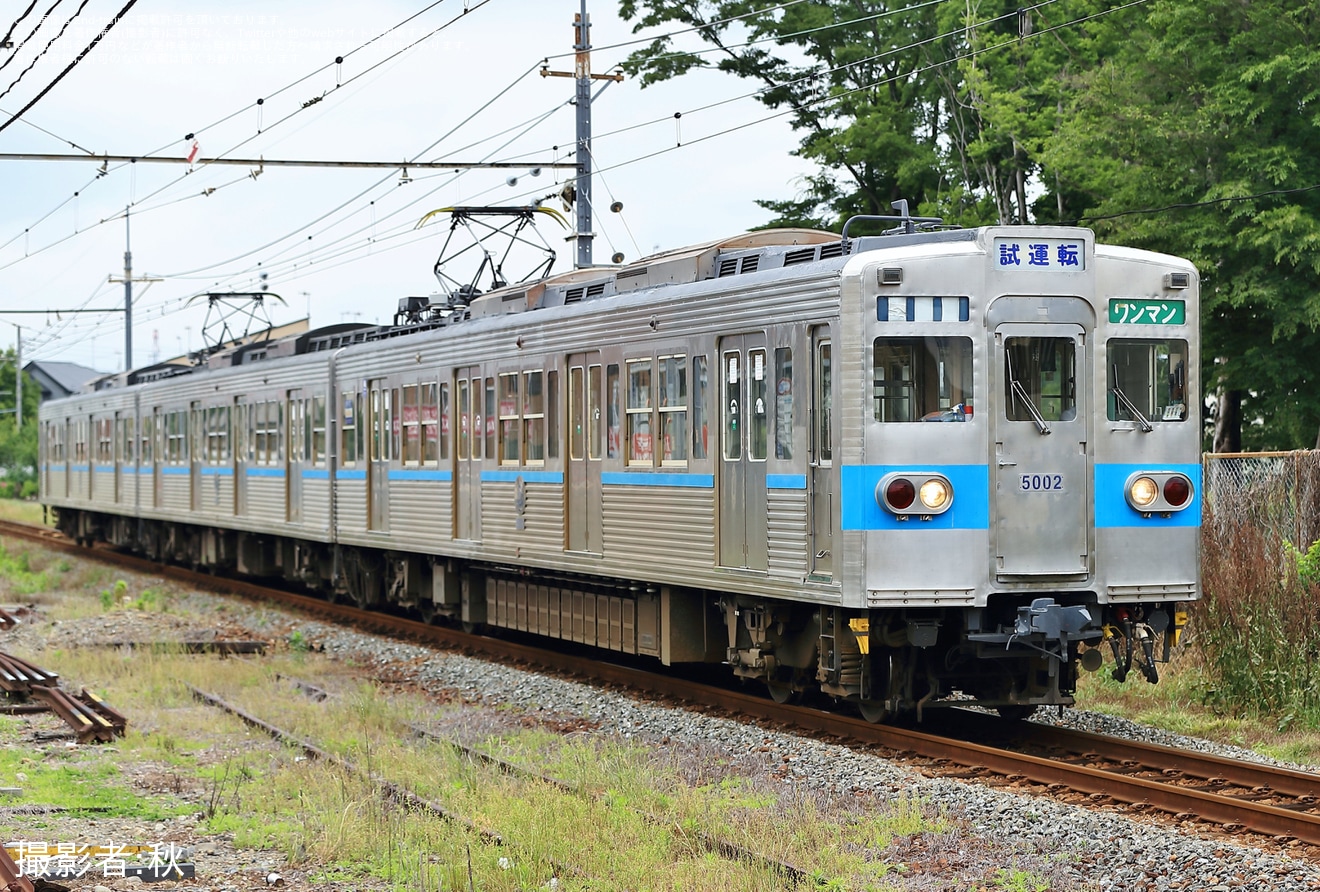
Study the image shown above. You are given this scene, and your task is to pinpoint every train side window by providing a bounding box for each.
[499,373,521,465]
[341,394,357,466]
[588,365,602,460]
[722,351,741,461]
[121,416,135,465]
[569,366,585,461]
[422,383,441,465]
[546,371,559,461]
[457,380,471,460]
[774,347,793,459]
[524,370,545,464]
[1004,337,1074,422]
[606,364,620,459]
[749,348,768,461]
[691,356,708,460]
[140,416,152,464]
[485,378,497,461]
[817,342,832,462]
[1107,339,1188,423]
[312,396,327,465]
[658,354,687,466]
[626,359,653,466]
[874,337,973,422]
[402,384,420,466]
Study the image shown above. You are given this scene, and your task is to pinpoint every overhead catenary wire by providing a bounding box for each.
[20,0,1161,359]
[0,0,98,106]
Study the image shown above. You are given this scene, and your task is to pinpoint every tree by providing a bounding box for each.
[0,349,39,496]
[1041,0,1320,450]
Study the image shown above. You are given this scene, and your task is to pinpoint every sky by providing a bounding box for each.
[0,0,811,372]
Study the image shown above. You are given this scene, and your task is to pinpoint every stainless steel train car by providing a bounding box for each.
[40,211,1201,720]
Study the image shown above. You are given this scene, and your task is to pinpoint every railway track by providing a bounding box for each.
[5,517,1319,848]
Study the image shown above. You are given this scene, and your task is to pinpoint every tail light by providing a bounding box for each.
[878,473,954,518]
[1124,471,1194,514]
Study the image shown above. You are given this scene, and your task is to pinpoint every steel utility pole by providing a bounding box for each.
[108,206,161,371]
[543,1,622,268]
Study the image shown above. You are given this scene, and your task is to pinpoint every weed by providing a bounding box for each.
[99,579,128,610]
[288,629,309,653]
[0,542,49,595]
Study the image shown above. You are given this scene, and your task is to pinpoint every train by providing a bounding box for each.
[39,207,1201,721]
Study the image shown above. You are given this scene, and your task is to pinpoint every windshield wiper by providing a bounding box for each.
[1007,352,1051,435]
[1110,366,1153,432]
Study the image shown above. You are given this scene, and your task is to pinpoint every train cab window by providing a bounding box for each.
[1107,339,1189,423]
[341,394,358,466]
[524,371,545,464]
[606,364,621,459]
[692,356,709,460]
[1004,337,1075,422]
[626,359,654,466]
[774,348,793,459]
[499,373,521,464]
[658,354,687,465]
[874,337,973,422]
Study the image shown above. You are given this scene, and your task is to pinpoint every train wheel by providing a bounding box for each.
[857,700,891,723]
[766,680,799,705]
[416,601,438,625]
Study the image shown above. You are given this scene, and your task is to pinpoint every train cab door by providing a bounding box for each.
[286,390,304,524]
[718,335,769,571]
[367,379,391,532]
[992,323,1091,578]
[808,332,836,579]
[454,367,483,541]
[234,398,248,516]
[566,352,603,553]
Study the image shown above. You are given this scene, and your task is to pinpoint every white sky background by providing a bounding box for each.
[0,0,812,372]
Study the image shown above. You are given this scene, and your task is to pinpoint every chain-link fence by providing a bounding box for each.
[1204,451,1320,550]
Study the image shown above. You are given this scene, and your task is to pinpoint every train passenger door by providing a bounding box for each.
[287,390,304,524]
[718,335,769,571]
[234,398,248,516]
[992,323,1091,577]
[113,414,123,503]
[809,332,836,578]
[454,367,483,540]
[367,379,390,532]
[566,352,603,553]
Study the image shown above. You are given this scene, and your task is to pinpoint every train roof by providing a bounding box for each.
[79,217,988,393]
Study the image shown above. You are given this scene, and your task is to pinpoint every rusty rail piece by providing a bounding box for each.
[0,608,19,630]
[0,652,57,692]
[186,685,609,885]
[92,640,269,655]
[14,518,1320,844]
[409,722,810,886]
[0,651,125,741]
[0,843,33,892]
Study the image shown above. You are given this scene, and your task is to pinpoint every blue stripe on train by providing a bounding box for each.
[1094,463,1201,528]
[841,464,990,531]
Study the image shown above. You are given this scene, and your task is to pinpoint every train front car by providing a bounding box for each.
[841,226,1199,720]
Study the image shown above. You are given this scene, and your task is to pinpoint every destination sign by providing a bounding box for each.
[1108,299,1185,325]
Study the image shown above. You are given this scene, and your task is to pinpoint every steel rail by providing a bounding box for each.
[9,519,1320,844]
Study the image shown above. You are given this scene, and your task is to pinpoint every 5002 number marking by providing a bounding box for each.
[1020,474,1064,492]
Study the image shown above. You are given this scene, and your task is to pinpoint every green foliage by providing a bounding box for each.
[1286,539,1320,587]
[619,0,1320,447]
[0,350,39,494]
[100,579,129,610]
[0,542,49,594]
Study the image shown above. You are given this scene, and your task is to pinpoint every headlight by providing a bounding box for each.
[1124,471,1194,513]
[919,478,950,510]
[878,472,954,518]
[1128,476,1158,508]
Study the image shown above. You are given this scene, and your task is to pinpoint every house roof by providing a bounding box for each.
[24,360,104,398]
